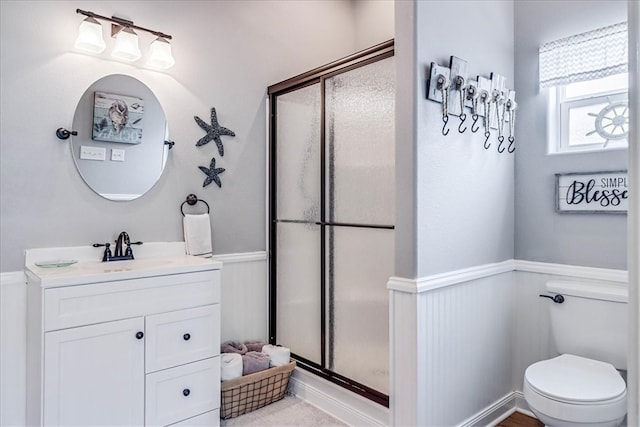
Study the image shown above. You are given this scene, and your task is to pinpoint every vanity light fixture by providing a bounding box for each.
[74,9,175,69]
[74,16,106,53]
[147,37,175,69]
[111,27,141,62]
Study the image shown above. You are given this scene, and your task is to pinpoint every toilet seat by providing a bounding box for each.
[526,354,626,403]
[524,354,627,424]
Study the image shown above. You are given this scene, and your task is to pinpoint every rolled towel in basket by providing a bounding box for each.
[261,344,291,367]
[244,340,268,353]
[220,353,243,381]
[242,351,270,376]
[221,341,248,355]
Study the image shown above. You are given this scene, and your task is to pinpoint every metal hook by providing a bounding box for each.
[471,114,480,133]
[497,136,506,153]
[458,113,467,133]
[484,131,491,149]
[507,136,515,153]
[442,115,450,136]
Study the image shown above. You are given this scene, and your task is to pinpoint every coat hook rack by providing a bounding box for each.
[427,56,517,153]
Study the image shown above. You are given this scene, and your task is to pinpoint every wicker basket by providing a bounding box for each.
[220,361,296,419]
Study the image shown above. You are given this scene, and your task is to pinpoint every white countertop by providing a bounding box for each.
[25,242,223,288]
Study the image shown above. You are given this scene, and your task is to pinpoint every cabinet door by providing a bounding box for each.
[44,317,145,426]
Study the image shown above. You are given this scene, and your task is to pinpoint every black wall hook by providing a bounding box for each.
[483,131,491,149]
[441,115,450,136]
[56,128,77,140]
[457,113,467,133]
[471,114,480,133]
[507,136,515,153]
[164,140,175,149]
[497,136,506,153]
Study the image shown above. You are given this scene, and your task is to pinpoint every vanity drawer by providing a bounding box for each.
[145,305,220,373]
[145,357,220,427]
[44,270,220,331]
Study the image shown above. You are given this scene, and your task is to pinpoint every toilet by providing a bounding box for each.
[523,280,628,427]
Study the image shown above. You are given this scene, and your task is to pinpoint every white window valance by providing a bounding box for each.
[539,21,628,88]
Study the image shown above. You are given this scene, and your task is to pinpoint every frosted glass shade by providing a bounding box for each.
[147,37,175,69]
[74,17,106,54]
[111,27,141,62]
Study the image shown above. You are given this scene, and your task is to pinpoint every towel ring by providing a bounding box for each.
[180,194,210,217]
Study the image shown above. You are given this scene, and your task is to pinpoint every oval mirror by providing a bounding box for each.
[71,74,169,201]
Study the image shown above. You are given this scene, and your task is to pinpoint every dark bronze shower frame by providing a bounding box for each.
[267,40,394,407]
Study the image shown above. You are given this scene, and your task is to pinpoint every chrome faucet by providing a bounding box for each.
[93,231,142,262]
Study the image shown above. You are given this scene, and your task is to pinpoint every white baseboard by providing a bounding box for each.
[458,392,516,427]
[288,368,389,427]
[455,391,537,427]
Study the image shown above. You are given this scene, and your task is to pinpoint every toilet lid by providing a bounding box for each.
[525,354,626,403]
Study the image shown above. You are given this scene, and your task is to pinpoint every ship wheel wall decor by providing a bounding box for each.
[586,99,629,147]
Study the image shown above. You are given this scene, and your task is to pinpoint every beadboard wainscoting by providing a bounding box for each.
[389,262,515,427]
[212,251,269,343]
[1,271,27,427]
[2,258,628,427]
[389,260,628,427]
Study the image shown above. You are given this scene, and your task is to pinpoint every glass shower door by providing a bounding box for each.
[324,57,395,395]
[270,46,395,403]
[274,83,322,366]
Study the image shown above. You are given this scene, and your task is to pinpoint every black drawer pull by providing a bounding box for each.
[183,333,191,341]
[183,388,190,397]
[136,331,144,339]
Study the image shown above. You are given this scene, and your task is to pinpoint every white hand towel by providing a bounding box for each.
[261,344,291,367]
[220,353,243,381]
[183,214,213,258]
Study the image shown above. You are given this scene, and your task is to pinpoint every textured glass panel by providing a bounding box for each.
[276,84,321,222]
[325,56,395,226]
[327,226,393,394]
[276,222,321,364]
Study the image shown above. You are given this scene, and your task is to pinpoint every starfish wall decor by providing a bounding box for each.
[194,107,236,156]
[198,157,225,188]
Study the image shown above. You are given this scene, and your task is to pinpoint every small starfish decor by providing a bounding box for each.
[198,157,226,188]
[194,107,236,156]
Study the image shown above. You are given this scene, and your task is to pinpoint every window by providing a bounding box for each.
[540,22,629,154]
[556,73,628,152]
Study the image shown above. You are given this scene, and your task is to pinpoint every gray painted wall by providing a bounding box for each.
[514,1,628,269]
[0,0,393,272]
[396,1,515,278]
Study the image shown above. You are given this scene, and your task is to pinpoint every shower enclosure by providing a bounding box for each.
[268,41,395,405]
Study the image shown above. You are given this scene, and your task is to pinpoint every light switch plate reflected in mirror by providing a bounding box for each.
[111,148,125,162]
[80,145,106,161]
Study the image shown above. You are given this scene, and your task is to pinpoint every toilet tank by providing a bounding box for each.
[546,280,628,370]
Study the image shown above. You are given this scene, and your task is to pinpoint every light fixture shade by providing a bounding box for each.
[147,37,175,69]
[74,17,106,53]
[111,27,141,62]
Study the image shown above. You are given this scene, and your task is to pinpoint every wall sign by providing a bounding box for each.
[556,171,628,214]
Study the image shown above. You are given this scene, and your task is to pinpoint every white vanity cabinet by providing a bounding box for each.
[26,252,222,427]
